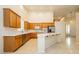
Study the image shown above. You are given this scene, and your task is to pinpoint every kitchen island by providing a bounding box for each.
[37,32,61,53]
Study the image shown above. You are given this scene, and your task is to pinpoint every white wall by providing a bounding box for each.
[0,5,28,53]
[65,13,76,37]
[70,19,76,37]
[55,21,66,40]
[76,13,79,41]
[27,11,53,23]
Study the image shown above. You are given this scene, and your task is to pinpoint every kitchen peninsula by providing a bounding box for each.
[37,32,61,53]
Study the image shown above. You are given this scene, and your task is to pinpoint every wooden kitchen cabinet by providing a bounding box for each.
[24,21,29,30]
[4,35,22,52]
[3,8,21,28]
[15,36,22,48]
[3,8,10,27]
[16,15,21,28]
[22,34,27,44]
[9,10,17,27]
[22,33,34,44]
[4,32,37,52]
[30,33,37,39]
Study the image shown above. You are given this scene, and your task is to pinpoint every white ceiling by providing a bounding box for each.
[23,5,79,19]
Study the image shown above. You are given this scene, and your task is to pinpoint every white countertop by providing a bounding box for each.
[2,28,58,36]
[37,32,60,37]
[3,30,36,36]
[3,29,46,36]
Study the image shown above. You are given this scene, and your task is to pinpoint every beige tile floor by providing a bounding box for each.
[8,36,79,54]
[14,39,37,54]
[46,36,79,54]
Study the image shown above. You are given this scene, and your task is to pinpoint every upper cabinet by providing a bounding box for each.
[16,15,21,28]
[9,10,17,27]
[3,8,21,28]
[24,21,29,30]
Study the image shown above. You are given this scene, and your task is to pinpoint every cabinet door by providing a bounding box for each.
[15,36,22,48]
[9,10,17,27]
[15,38,19,48]
[29,33,36,39]
[4,36,17,52]
[17,15,21,28]
[3,8,10,27]
[19,36,22,46]
[24,22,29,30]
[24,22,27,30]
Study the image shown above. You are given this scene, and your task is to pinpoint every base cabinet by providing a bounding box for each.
[4,32,37,52]
[22,34,30,44]
[29,33,37,39]
[45,35,56,48]
[15,36,22,49]
[4,35,22,52]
